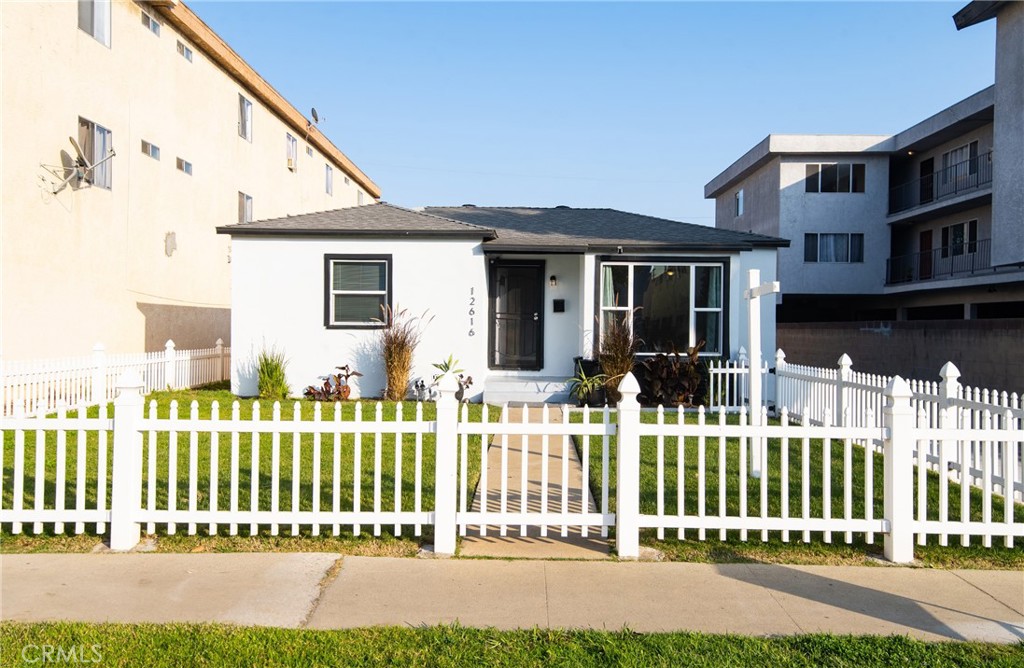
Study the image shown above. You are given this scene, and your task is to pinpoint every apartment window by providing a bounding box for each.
[238,192,253,224]
[325,164,333,195]
[78,0,111,47]
[78,117,112,189]
[141,10,160,36]
[286,133,298,171]
[357,191,364,206]
[140,140,160,160]
[805,163,865,193]
[306,146,314,157]
[238,95,253,141]
[941,220,978,258]
[176,158,193,175]
[325,256,392,328]
[176,40,193,62]
[804,233,864,263]
[734,189,744,217]
[599,262,724,355]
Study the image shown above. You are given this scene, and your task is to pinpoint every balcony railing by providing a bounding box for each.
[888,151,993,215]
[886,238,991,285]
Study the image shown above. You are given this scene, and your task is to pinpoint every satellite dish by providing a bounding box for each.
[311,107,319,124]
[69,136,91,168]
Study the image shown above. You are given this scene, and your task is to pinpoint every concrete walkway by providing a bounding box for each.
[3,553,1022,643]
[460,405,610,559]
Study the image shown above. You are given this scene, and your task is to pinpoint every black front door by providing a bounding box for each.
[490,261,544,370]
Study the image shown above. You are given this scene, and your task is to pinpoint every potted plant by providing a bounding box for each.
[566,365,607,407]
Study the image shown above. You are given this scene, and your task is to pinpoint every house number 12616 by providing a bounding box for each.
[468,288,475,336]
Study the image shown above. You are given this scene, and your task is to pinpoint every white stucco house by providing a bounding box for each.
[217,203,788,403]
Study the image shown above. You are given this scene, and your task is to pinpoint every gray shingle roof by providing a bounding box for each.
[216,202,495,239]
[425,206,789,252]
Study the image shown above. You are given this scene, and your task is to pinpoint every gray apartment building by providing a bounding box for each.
[705,1,1023,325]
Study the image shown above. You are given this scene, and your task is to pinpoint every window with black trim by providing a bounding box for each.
[325,256,391,327]
[805,163,865,193]
[804,233,864,263]
[941,220,978,258]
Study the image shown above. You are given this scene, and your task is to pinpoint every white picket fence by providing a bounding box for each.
[1,339,230,417]
[2,371,1020,561]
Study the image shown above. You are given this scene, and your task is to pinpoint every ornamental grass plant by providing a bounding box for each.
[378,306,432,401]
[598,308,641,404]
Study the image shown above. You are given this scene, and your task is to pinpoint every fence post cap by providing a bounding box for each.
[618,371,641,397]
[884,375,913,400]
[165,339,176,350]
[837,353,853,369]
[775,348,786,362]
[115,370,145,391]
[215,338,224,347]
[939,361,961,382]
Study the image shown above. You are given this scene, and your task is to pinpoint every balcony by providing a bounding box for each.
[888,152,993,215]
[886,238,992,285]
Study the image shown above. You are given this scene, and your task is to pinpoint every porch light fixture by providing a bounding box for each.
[549,275,557,287]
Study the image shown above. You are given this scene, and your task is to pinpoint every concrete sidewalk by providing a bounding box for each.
[2,553,1022,643]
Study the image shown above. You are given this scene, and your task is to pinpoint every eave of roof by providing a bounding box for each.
[152,0,381,199]
[953,1,1006,29]
[216,202,497,239]
[704,134,893,198]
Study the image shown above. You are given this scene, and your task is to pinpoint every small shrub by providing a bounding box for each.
[377,305,432,401]
[638,339,706,407]
[303,364,362,401]
[598,308,641,404]
[256,347,290,400]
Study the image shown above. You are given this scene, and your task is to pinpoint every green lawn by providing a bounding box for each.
[2,623,1021,668]
[572,408,1024,569]
[1,384,486,549]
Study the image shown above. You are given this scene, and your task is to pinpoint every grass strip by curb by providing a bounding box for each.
[2,622,1023,668]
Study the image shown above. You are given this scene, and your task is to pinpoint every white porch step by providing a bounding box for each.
[483,376,571,405]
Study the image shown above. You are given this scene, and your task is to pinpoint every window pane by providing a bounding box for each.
[600,310,628,349]
[333,295,385,324]
[837,163,851,192]
[694,266,721,308]
[633,265,690,353]
[333,262,386,292]
[804,164,819,193]
[696,312,721,354]
[819,233,849,262]
[852,163,866,192]
[804,233,818,262]
[601,265,629,307]
[78,0,93,34]
[850,234,864,262]
[950,224,965,256]
[820,164,838,192]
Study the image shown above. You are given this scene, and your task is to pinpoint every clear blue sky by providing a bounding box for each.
[192,1,996,224]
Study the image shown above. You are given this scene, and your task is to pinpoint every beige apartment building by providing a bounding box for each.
[1,0,380,359]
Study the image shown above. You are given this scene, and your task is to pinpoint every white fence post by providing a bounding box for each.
[616,372,642,559]
[91,343,107,405]
[939,361,961,417]
[433,373,459,555]
[883,376,915,563]
[775,349,786,414]
[164,340,176,390]
[215,338,226,381]
[836,353,852,427]
[109,371,145,551]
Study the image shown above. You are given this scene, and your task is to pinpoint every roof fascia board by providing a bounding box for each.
[216,227,495,240]
[891,86,995,151]
[154,1,381,199]
[953,1,1005,29]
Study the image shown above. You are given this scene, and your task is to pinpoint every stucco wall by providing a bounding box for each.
[0,1,373,359]
[992,1,1024,267]
[230,237,489,400]
[777,155,890,295]
[777,320,1024,393]
[714,158,781,238]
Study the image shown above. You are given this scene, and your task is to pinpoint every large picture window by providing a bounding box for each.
[600,262,724,355]
[325,255,392,328]
[804,233,864,263]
